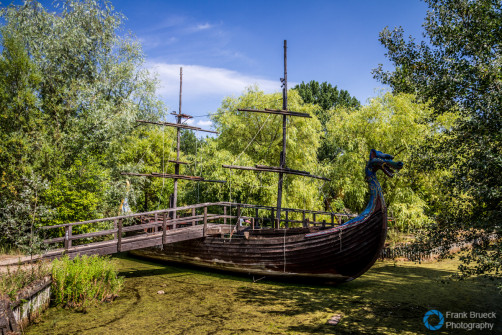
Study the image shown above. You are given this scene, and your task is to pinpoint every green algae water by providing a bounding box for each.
[26,254,501,334]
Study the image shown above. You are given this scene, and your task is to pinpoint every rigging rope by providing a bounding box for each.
[231,113,273,166]
[227,112,274,240]
[156,119,176,210]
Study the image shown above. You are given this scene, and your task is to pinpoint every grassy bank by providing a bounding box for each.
[0,261,51,300]
[26,255,501,334]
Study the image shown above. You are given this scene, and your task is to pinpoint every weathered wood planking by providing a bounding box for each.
[41,224,233,260]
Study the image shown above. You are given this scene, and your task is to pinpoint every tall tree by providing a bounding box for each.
[181,88,325,216]
[294,80,360,162]
[324,93,456,231]
[0,0,165,246]
[373,0,501,279]
[294,80,360,123]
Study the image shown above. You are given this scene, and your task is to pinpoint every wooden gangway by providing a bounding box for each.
[0,202,355,266]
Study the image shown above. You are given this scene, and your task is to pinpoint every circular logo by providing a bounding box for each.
[423,310,445,330]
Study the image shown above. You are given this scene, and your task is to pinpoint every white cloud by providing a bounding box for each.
[197,120,212,127]
[195,23,212,31]
[148,63,280,99]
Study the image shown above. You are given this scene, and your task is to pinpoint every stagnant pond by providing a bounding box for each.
[26,254,501,334]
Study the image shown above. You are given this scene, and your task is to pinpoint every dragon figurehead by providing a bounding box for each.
[365,149,404,179]
[306,148,404,234]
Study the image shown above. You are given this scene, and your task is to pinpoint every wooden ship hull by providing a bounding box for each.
[132,196,387,283]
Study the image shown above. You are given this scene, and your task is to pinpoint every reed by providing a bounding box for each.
[51,255,123,308]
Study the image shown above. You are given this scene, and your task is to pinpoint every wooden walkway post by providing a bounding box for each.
[285,210,289,228]
[223,206,227,225]
[64,225,72,251]
[313,213,317,226]
[117,219,123,252]
[302,211,306,228]
[192,208,196,226]
[331,213,334,226]
[162,213,167,245]
[203,206,208,237]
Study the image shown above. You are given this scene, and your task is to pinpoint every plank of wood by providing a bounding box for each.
[136,119,217,134]
[237,108,311,118]
[221,165,330,181]
[167,160,190,165]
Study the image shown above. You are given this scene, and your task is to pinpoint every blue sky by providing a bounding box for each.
[10,0,431,129]
[114,0,429,129]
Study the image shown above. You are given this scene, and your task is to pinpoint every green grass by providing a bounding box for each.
[26,255,501,334]
[51,255,124,308]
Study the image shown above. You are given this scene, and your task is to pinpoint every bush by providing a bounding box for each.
[51,255,123,308]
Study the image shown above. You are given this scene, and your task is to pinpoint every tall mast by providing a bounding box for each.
[223,40,330,228]
[122,67,225,212]
[173,67,182,211]
[276,40,288,221]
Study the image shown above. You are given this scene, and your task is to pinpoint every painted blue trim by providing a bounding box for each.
[305,157,384,238]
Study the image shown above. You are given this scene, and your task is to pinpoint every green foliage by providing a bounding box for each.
[51,255,123,308]
[373,0,501,277]
[180,129,204,156]
[42,161,105,230]
[0,261,51,301]
[325,93,456,231]
[181,88,325,217]
[115,126,176,212]
[0,0,165,249]
[0,32,44,199]
[294,80,360,124]
[0,175,53,254]
[294,80,360,163]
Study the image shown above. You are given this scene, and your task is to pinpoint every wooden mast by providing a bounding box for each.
[122,67,225,213]
[222,41,330,228]
[173,67,182,214]
[276,40,288,222]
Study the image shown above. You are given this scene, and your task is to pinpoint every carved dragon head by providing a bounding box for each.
[366,149,404,178]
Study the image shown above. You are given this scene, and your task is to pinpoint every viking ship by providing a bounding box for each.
[22,41,405,284]
[132,149,403,282]
[127,41,403,281]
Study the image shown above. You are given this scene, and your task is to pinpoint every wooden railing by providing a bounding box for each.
[38,202,357,257]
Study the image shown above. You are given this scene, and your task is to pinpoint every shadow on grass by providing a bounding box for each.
[232,264,501,334]
[120,253,501,334]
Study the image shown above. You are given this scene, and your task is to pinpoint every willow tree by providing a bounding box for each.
[324,93,457,231]
[181,88,325,219]
[0,0,165,245]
